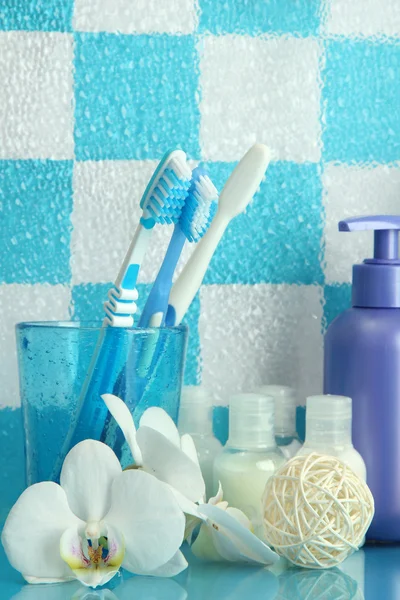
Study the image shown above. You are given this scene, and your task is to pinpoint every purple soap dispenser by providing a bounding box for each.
[324,215,400,541]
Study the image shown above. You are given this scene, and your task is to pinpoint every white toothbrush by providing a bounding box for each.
[165,143,271,326]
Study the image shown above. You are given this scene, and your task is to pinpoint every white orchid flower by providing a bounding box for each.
[2,439,186,589]
[101,395,279,568]
[101,394,205,515]
[191,484,279,566]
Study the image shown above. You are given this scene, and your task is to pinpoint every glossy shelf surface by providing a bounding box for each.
[1,539,399,600]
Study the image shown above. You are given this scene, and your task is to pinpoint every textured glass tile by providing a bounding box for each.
[0,160,73,284]
[323,40,400,163]
[203,161,324,285]
[74,33,201,160]
[323,283,351,330]
[199,0,322,36]
[0,0,73,32]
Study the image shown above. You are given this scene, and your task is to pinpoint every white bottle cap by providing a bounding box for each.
[228,393,275,449]
[257,385,297,436]
[178,386,213,435]
[306,394,353,446]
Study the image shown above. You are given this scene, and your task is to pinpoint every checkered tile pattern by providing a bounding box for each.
[1,0,400,409]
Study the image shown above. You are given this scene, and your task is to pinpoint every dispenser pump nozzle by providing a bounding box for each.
[339,215,400,263]
[339,215,400,308]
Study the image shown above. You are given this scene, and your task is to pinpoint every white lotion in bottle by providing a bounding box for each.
[213,392,285,539]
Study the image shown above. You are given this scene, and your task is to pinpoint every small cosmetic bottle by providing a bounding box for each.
[213,393,285,539]
[178,386,222,500]
[296,395,366,481]
[257,385,302,460]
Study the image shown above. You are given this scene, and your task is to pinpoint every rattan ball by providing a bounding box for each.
[262,453,374,569]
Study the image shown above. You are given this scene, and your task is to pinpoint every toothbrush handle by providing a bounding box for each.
[115,222,153,292]
[166,215,229,325]
[53,222,153,476]
[139,225,186,327]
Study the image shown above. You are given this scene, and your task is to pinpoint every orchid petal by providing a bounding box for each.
[197,504,279,566]
[170,489,202,543]
[210,529,250,564]
[185,513,202,544]
[60,440,122,523]
[1,482,83,581]
[137,426,205,502]
[169,487,202,517]
[104,523,125,569]
[132,550,188,577]
[70,567,120,589]
[60,524,124,589]
[139,407,181,447]
[225,507,252,530]
[105,470,185,574]
[22,575,74,585]
[180,434,200,466]
[191,523,223,562]
[60,527,90,571]
[101,394,142,465]
[209,482,224,506]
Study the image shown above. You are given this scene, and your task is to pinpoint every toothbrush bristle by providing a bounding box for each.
[145,155,192,224]
[180,174,218,242]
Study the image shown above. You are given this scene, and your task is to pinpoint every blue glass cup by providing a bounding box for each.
[16,322,188,485]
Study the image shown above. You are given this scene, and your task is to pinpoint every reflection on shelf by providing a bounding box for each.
[6,546,400,600]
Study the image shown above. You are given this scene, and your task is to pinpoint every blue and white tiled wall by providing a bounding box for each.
[1,0,400,512]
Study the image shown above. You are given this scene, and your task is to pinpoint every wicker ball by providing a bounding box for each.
[262,453,374,569]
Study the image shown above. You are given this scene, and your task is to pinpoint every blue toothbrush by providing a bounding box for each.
[139,167,218,329]
[101,168,218,452]
[52,150,192,479]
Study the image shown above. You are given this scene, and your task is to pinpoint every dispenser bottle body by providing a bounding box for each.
[324,307,400,541]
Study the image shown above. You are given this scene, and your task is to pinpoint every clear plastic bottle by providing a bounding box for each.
[257,384,302,460]
[213,393,285,539]
[296,394,366,481]
[178,386,222,500]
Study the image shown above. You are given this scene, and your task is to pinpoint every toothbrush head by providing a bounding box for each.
[179,167,218,242]
[218,143,271,218]
[140,149,192,227]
